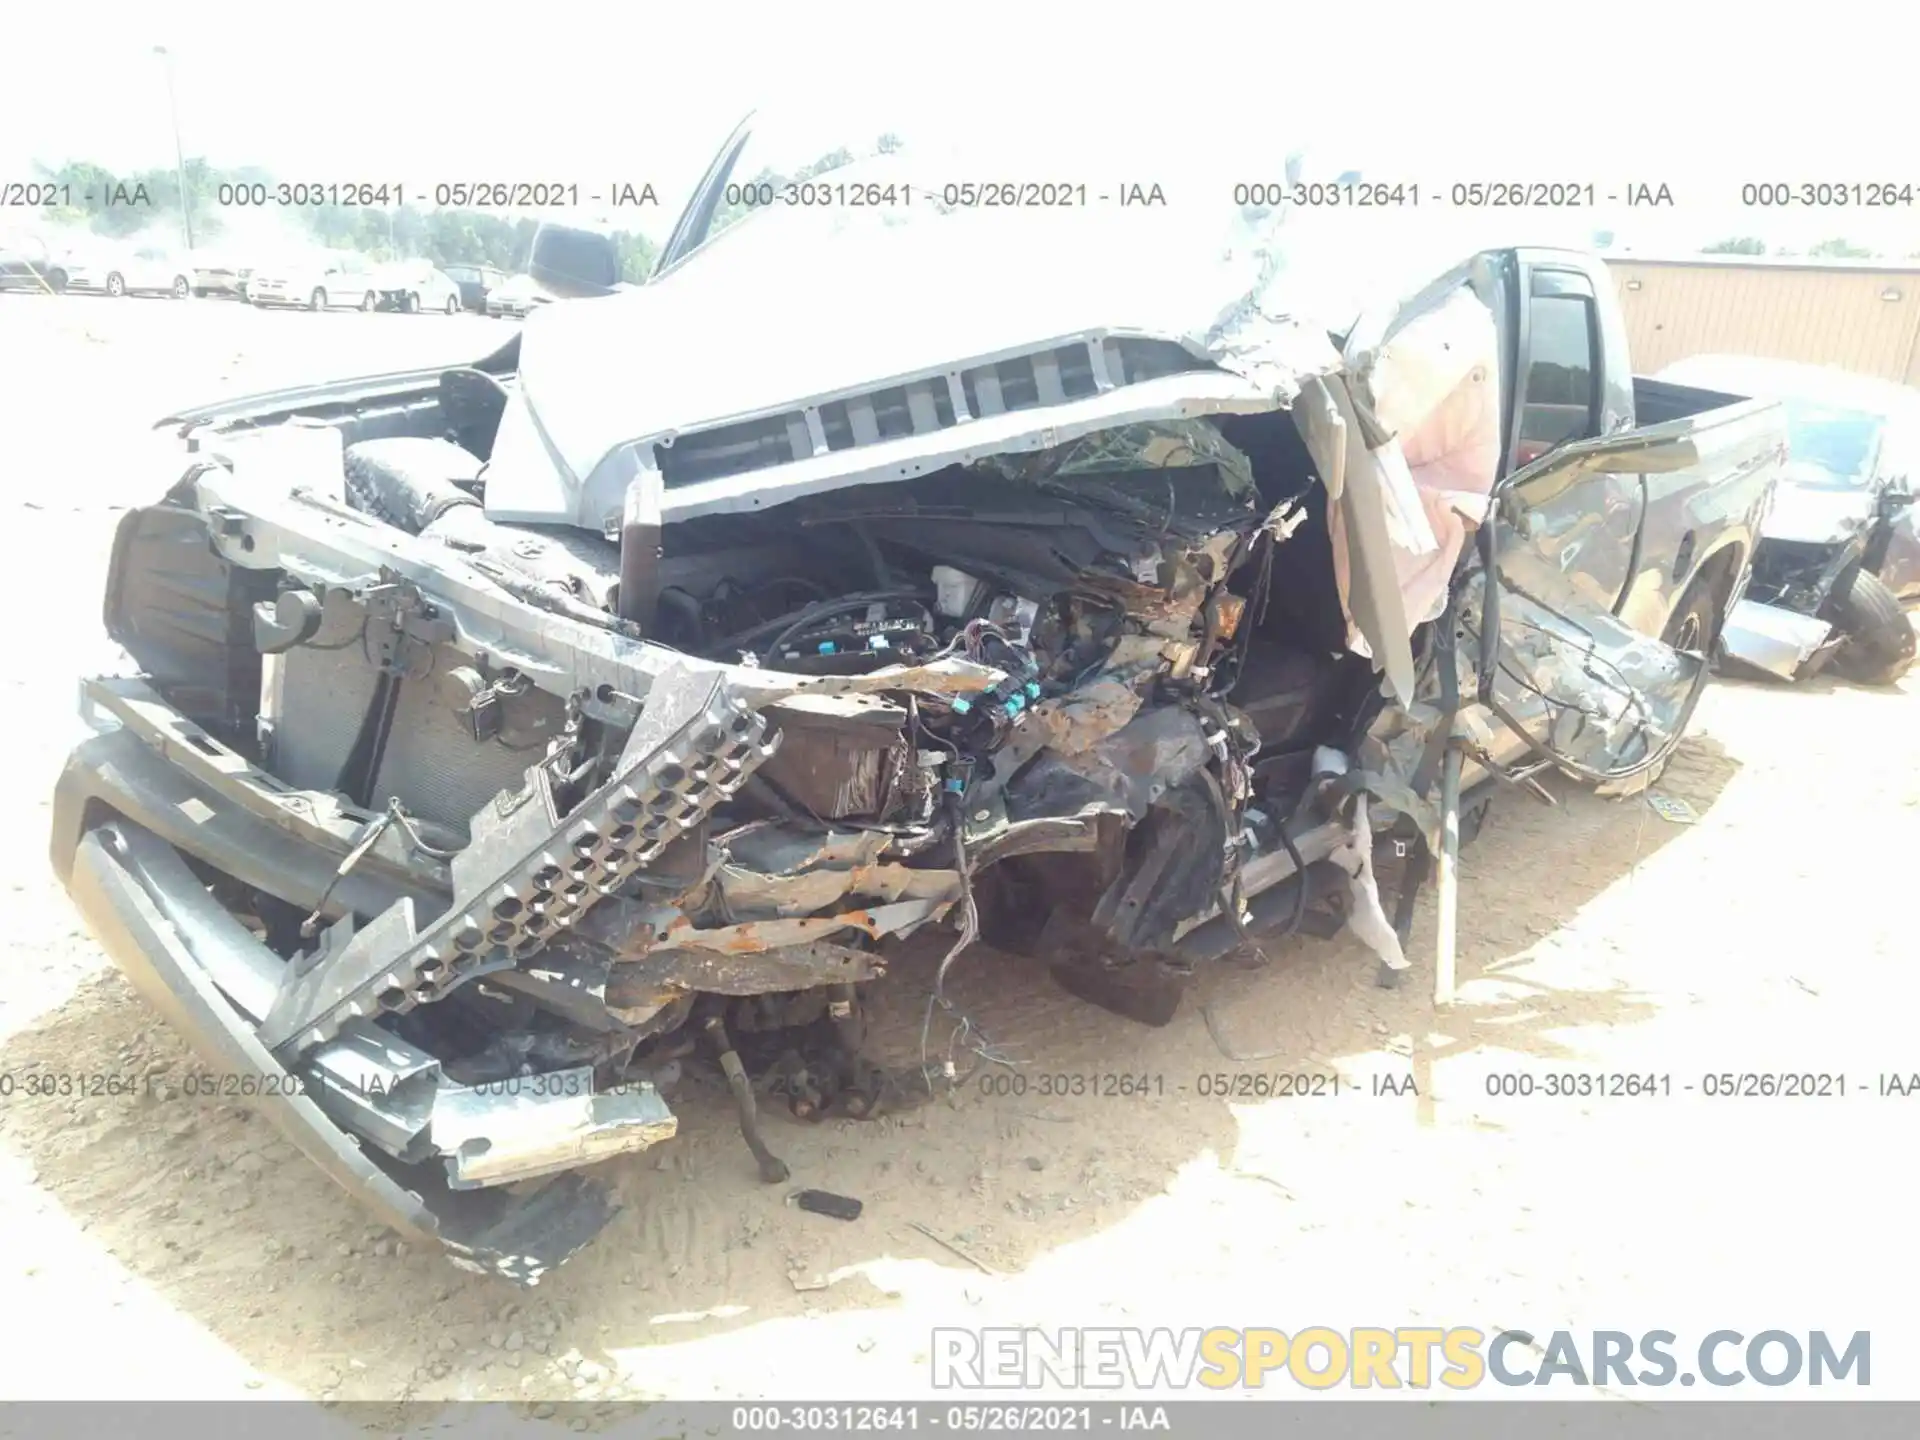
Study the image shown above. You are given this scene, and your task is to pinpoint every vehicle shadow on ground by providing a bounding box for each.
[0,733,1738,1405]
[1716,669,1915,701]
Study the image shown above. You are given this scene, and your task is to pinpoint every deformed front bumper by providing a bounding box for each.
[60,816,630,1282]
[48,682,684,1284]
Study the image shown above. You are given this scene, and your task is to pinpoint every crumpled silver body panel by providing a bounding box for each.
[1762,480,1876,546]
[431,1069,678,1190]
[1720,598,1835,680]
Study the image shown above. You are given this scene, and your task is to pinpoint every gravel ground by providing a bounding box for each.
[2,293,1917,1416]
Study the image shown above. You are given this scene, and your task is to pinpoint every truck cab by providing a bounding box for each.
[1347,245,1782,791]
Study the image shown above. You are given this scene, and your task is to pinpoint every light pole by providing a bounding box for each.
[152,45,194,250]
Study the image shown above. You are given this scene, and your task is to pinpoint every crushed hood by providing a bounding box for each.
[503,193,1347,510]
[1763,476,1878,545]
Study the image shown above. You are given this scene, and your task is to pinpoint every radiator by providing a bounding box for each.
[264,642,559,836]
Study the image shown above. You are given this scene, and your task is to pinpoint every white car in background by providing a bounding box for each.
[247,251,380,310]
[0,229,78,292]
[69,241,194,299]
[190,252,247,298]
[484,271,553,318]
[371,262,465,314]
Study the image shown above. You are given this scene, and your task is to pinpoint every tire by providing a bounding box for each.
[46,268,69,294]
[362,291,379,312]
[172,275,190,299]
[309,287,327,311]
[1634,572,1728,788]
[1661,576,1721,653]
[1825,564,1917,685]
[405,292,420,314]
[105,272,127,298]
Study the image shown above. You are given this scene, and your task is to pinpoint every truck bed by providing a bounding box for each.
[1632,376,1748,427]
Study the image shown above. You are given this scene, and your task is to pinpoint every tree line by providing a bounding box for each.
[1701,237,1902,259]
[27,157,660,282]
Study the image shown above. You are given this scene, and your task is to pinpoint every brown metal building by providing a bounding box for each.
[1605,254,1920,386]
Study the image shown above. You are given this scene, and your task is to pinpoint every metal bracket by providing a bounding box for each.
[357,574,455,677]
[1499,759,1559,806]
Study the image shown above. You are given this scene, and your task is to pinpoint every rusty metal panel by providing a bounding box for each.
[1607,259,1920,384]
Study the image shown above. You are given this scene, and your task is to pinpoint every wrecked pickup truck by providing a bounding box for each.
[48,119,1786,1281]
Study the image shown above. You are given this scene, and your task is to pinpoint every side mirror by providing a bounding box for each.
[528,221,622,298]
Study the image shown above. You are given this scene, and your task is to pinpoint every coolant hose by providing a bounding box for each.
[342,438,482,534]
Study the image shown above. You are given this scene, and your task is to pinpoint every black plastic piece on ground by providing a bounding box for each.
[794,1190,864,1221]
[1049,961,1188,1027]
[1174,858,1346,967]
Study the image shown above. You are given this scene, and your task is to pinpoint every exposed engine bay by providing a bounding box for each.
[254,413,1378,1037]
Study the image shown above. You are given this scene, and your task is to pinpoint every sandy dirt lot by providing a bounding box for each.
[2,293,1917,1415]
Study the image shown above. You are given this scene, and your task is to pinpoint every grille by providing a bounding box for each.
[656,336,1207,488]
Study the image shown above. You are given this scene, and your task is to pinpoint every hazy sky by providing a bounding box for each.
[6,1,1918,256]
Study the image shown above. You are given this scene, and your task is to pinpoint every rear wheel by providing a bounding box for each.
[1825,564,1916,684]
[171,275,190,299]
[1635,571,1728,789]
[405,291,421,314]
[309,287,327,311]
[361,290,380,312]
[444,294,459,314]
[105,272,127,298]
[1661,576,1721,653]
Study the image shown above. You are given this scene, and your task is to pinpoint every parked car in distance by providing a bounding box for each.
[1654,354,1919,685]
[0,230,76,293]
[443,263,507,313]
[191,253,246,298]
[371,262,465,314]
[69,241,194,299]
[484,272,552,318]
[247,251,380,310]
